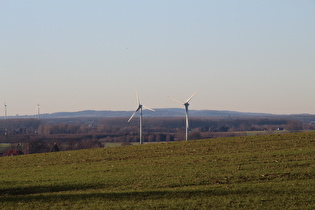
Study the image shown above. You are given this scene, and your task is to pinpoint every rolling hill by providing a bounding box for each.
[2,108,273,119]
[1,132,315,209]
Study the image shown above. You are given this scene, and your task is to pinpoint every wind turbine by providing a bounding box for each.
[169,92,197,141]
[4,102,7,119]
[37,103,40,119]
[128,92,155,144]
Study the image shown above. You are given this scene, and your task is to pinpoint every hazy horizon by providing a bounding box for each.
[1,1,314,116]
[1,107,313,119]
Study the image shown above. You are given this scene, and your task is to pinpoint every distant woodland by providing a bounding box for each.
[1,115,315,155]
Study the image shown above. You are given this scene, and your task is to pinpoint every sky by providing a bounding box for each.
[1,0,315,116]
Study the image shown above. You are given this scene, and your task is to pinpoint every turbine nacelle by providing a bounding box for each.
[136,105,142,112]
[128,103,154,123]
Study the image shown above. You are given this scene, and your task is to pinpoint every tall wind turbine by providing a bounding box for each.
[4,102,7,120]
[169,92,197,141]
[128,92,155,144]
[37,103,40,119]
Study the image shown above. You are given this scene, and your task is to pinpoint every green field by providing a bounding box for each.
[244,130,289,136]
[1,132,315,209]
[0,143,11,154]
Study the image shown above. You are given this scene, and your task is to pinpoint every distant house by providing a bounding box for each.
[2,150,24,157]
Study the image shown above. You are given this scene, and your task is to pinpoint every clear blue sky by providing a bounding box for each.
[1,0,314,115]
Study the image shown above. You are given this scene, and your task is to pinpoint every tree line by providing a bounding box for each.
[0,115,314,155]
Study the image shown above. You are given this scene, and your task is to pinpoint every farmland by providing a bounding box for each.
[1,132,315,209]
[2,115,315,155]
[0,143,11,154]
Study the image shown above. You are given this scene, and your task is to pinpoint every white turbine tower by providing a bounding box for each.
[128,92,155,144]
[4,102,7,119]
[37,103,40,119]
[169,92,197,141]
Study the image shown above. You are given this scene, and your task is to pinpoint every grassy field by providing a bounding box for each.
[244,130,289,136]
[0,143,11,154]
[1,132,315,209]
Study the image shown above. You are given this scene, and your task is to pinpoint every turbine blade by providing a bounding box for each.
[128,109,138,122]
[185,91,197,103]
[143,105,155,112]
[136,90,140,105]
[168,96,184,105]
